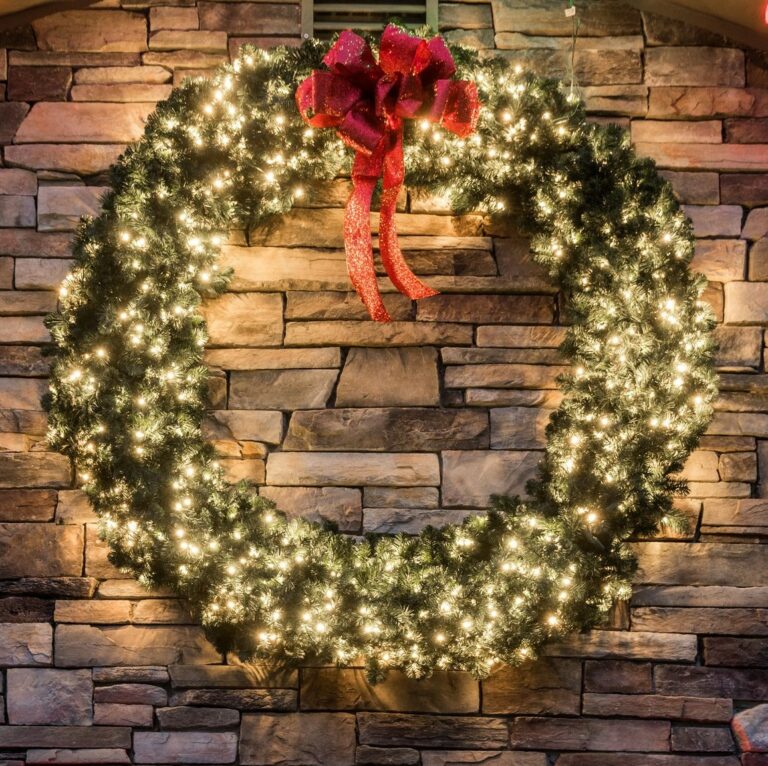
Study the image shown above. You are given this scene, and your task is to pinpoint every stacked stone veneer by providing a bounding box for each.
[1,0,768,764]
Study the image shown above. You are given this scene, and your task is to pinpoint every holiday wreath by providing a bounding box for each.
[47,27,717,679]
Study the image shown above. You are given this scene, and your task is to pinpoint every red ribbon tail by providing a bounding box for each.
[344,174,391,323]
[379,134,439,302]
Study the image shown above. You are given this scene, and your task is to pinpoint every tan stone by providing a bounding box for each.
[32,11,147,52]
[27,748,131,764]
[149,7,199,31]
[16,103,154,144]
[0,316,50,344]
[169,662,297,689]
[55,624,220,667]
[0,290,56,316]
[0,168,37,195]
[632,606,768,635]
[156,705,239,729]
[445,364,565,389]
[422,754,545,766]
[0,453,71,489]
[630,119,722,144]
[0,623,52,665]
[220,458,265,485]
[38,185,107,232]
[71,83,173,102]
[0,523,82,577]
[132,599,192,625]
[85,523,125,579]
[725,282,768,323]
[5,144,126,175]
[286,291,412,321]
[0,196,35,227]
[94,703,154,727]
[743,207,768,240]
[55,599,131,624]
[649,87,768,119]
[260,486,362,533]
[0,377,47,410]
[144,51,226,70]
[149,30,227,53]
[336,347,439,406]
[364,487,439,510]
[0,728,130,749]
[442,450,540,507]
[267,452,440,487]
[301,668,479,713]
[476,325,567,348]
[490,1,641,35]
[682,205,743,237]
[363,508,481,535]
[0,489,56,522]
[691,239,745,281]
[201,293,282,347]
[285,321,473,347]
[230,369,338,410]
[199,1,300,34]
[660,170,720,204]
[239,713,355,766]
[7,669,92,725]
[646,47,744,87]
[715,326,762,369]
[639,143,768,172]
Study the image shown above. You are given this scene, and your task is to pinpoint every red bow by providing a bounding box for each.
[296,26,480,322]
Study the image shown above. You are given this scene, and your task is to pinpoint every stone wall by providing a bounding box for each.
[0,0,767,763]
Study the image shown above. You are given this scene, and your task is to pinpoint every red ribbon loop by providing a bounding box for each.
[296,25,480,322]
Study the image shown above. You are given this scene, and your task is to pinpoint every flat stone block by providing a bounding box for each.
[0,523,82,576]
[230,369,338,410]
[134,732,237,764]
[7,668,92,725]
[0,622,52,665]
[259,486,361,533]
[32,10,147,52]
[38,185,107,232]
[201,293,282,347]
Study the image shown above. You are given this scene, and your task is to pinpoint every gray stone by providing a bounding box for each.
[230,369,338,410]
[442,450,541,507]
[732,704,768,752]
[490,407,553,449]
[37,186,107,232]
[5,144,125,175]
[284,321,472,348]
[133,732,237,764]
[336,347,440,407]
[7,669,92,725]
[26,749,131,764]
[285,408,488,451]
[0,727,130,748]
[95,683,168,706]
[0,196,36,227]
[94,703,154,727]
[239,713,356,766]
[207,410,284,445]
[363,487,438,509]
[363,508,481,535]
[422,754,545,766]
[645,47,744,87]
[715,326,762,369]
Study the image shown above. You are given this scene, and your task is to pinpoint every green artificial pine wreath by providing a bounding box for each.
[46,35,718,680]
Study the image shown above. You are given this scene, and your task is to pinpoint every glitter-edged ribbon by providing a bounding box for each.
[296,25,480,321]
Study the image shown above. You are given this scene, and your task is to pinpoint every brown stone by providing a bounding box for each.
[719,452,757,481]
[633,585,768,608]
[0,102,30,144]
[94,703,154,727]
[267,452,439,487]
[168,662,297,689]
[715,326,762,368]
[205,347,341,371]
[156,705,240,729]
[422,754,546,766]
[285,321,472,347]
[584,660,652,694]
[240,713,355,765]
[441,450,540,507]
[498,48,641,86]
[93,667,170,684]
[490,407,552,449]
[476,325,566,348]
[634,542,768,587]
[7,669,92,725]
[509,716,670,751]
[16,103,153,144]
[356,747,420,766]
[363,508,480,535]
[144,51,225,70]
[583,692,731,722]
[0,489,56,522]
[364,487,438,509]
[55,625,220,667]
[199,2,300,34]
[201,293,282,347]
[149,7,199,31]
[0,577,96,599]
[726,118,768,143]
[704,637,768,666]
[26,749,131,764]
[722,174,768,207]
[75,66,171,84]
[95,684,167,706]
[482,658,581,715]
[38,185,107,232]
[358,713,508,749]
[660,170,720,204]
[445,364,565,389]
[0,230,66,260]
[285,291,412,321]
[55,599,130,624]
[5,144,125,175]
[416,294,554,324]
[0,595,54,623]
[301,669,478,713]
[285,408,488,452]
[336,347,439,407]
[32,11,147,53]
[631,119,722,144]
[230,369,338,410]
[545,630,697,661]
[490,1,641,35]
[646,47,743,87]
[750,238,768,279]
[0,523,82,577]
[7,66,71,101]
[11,51,140,67]
[671,725,734,752]
[0,727,130,749]
[440,3,492,29]
[656,664,768,700]
[133,732,237,764]
[691,239,745,281]
[649,88,768,119]
[744,208,768,240]
[642,11,728,45]
[259,486,362,533]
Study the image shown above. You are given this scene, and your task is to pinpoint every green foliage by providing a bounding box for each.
[46,39,717,679]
